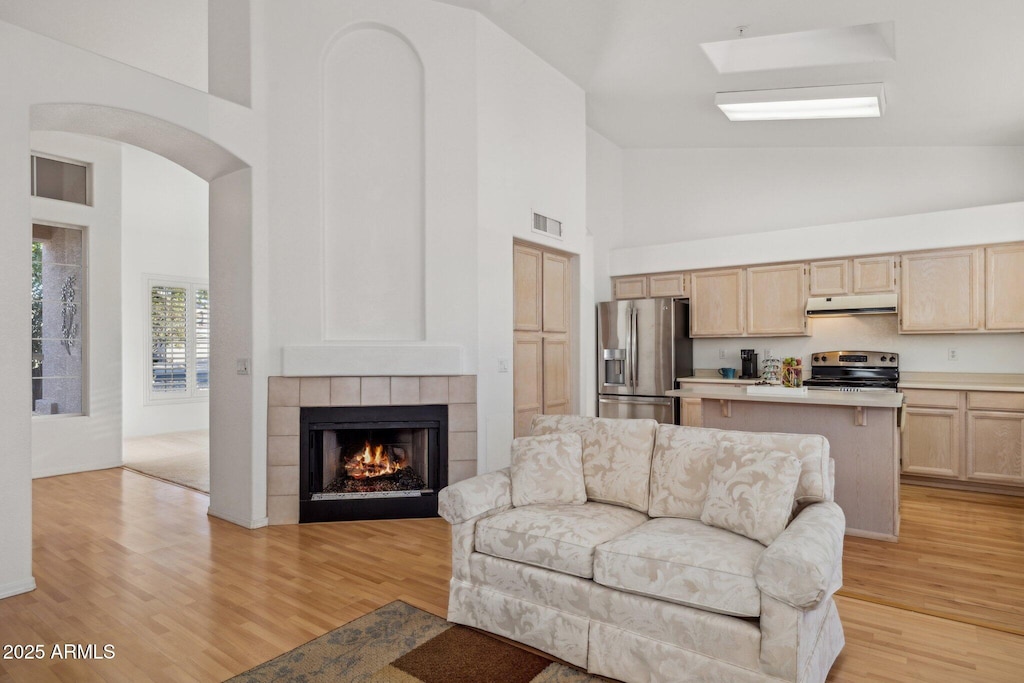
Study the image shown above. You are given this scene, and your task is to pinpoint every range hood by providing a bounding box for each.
[806,293,897,317]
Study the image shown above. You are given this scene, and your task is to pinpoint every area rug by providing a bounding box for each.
[227,600,604,682]
[123,429,209,493]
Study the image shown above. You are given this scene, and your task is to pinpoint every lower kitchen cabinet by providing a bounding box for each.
[680,397,703,427]
[902,388,1024,491]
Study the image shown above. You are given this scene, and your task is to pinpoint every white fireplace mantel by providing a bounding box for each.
[282,344,464,377]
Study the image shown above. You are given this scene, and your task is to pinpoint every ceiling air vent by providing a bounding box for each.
[532,212,562,239]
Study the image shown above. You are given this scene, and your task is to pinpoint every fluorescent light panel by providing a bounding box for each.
[716,83,885,121]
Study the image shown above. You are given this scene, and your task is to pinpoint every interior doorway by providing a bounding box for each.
[512,239,576,437]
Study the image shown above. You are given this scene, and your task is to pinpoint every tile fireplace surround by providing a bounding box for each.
[267,375,477,525]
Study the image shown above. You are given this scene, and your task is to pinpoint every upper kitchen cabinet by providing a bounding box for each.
[647,271,688,298]
[985,244,1024,331]
[853,255,897,293]
[900,248,983,333]
[612,275,647,300]
[747,263,809,336]
[808,256,896,296]
[612,271,687,300]
[690,268,745,337]
[808,260,850,296]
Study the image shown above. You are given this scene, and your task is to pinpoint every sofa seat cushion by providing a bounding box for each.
[475,502,649,579]
[593,517,765,617]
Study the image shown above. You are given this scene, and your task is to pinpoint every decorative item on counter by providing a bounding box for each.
[760,355,781,385]
[781,357,803,388]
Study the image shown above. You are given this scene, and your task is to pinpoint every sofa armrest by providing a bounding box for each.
[438,468,513,525]
[755,501,845,610]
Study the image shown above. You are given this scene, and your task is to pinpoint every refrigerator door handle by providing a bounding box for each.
[626,305,634,389]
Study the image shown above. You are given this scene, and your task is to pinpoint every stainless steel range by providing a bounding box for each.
[804,351,899,392]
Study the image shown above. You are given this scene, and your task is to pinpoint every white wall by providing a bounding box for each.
[586,127,624,303]
[622,147,1024,246]
[263,0,478,372]
[700,315,1024,376]
[1,15,264,597]
[0,0,208,92]
[121,143,209,439]
[30,132,123,478]
[476,15,589,471]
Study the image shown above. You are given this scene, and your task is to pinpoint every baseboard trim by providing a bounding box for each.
[0,577,37,600]
[32,461,124,480]
[207,506,269,529]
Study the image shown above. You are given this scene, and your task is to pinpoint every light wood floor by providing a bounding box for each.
[0,470,1022,683]
[841,484,1024,635]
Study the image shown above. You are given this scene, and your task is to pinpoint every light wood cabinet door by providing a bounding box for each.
[690,269,745,337]
[853,256,897,294]
[966,411,1024,485]
[901,407,961,478]
[648,272,687,298]
[900,248,983,332]
[985,244,1024,331]
[542,252,571,333]
[613,276,647,300]
[542,337,571,415]
[513,244,542,331]
[513,333,543,438]
[809,260,850,296]
[680,397,703,427]
[746,263,809,336]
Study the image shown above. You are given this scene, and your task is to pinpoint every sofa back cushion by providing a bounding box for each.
[649,424,832,520]
[531,415,657,512]
[510,433,586,507]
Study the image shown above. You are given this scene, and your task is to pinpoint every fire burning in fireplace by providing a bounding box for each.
[345,441,407,480]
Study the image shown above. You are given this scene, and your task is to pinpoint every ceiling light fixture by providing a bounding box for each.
[715,83,886,121]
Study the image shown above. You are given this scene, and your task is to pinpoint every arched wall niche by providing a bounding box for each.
[29,102,256,526]
[321,24,426,342]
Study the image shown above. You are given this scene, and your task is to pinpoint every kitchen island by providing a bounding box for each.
[666,385,903,540]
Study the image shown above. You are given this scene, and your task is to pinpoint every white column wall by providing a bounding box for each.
[1,17,263,597]
[475,15,589,471]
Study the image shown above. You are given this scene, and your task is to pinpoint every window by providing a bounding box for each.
[32,224,85,415]
[148,279,210,401]
[31,154,89,205]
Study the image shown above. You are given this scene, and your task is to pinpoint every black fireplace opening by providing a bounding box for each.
[299,404,447,523]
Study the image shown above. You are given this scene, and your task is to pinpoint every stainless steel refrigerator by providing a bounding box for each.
[597,298,692,423]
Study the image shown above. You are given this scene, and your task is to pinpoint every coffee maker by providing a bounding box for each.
[740,349,759,379]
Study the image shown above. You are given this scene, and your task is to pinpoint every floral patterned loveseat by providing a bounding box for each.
[438,416,845,683]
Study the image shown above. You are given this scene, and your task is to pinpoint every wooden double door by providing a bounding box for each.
[513,241,574,438]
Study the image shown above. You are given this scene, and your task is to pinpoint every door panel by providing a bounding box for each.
[542,337,571,415]
[513,334,543,437]
[542,252,570,333]
[598,301,632,395]
[513,244,542,331]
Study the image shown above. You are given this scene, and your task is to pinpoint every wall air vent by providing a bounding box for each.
[532,212,562,239]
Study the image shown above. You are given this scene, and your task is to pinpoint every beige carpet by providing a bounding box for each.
[123,429,209,493]
[227,600,604,682]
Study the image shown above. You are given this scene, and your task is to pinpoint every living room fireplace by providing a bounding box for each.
[299,404,448,523]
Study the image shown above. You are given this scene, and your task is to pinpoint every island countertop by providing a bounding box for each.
[667,385,904,408]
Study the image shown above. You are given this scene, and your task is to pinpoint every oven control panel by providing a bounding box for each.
[811,351,899,367]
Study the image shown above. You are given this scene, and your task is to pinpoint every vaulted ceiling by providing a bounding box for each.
[442,0,1024,148]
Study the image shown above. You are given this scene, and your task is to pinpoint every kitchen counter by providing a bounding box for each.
[669,384,901,541]
[676,376,758,386]
[899,372,1024,392]
[667,385,904,408]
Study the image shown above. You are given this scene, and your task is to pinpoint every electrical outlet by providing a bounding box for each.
[719,348,726,359]
[948,348,959,361]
